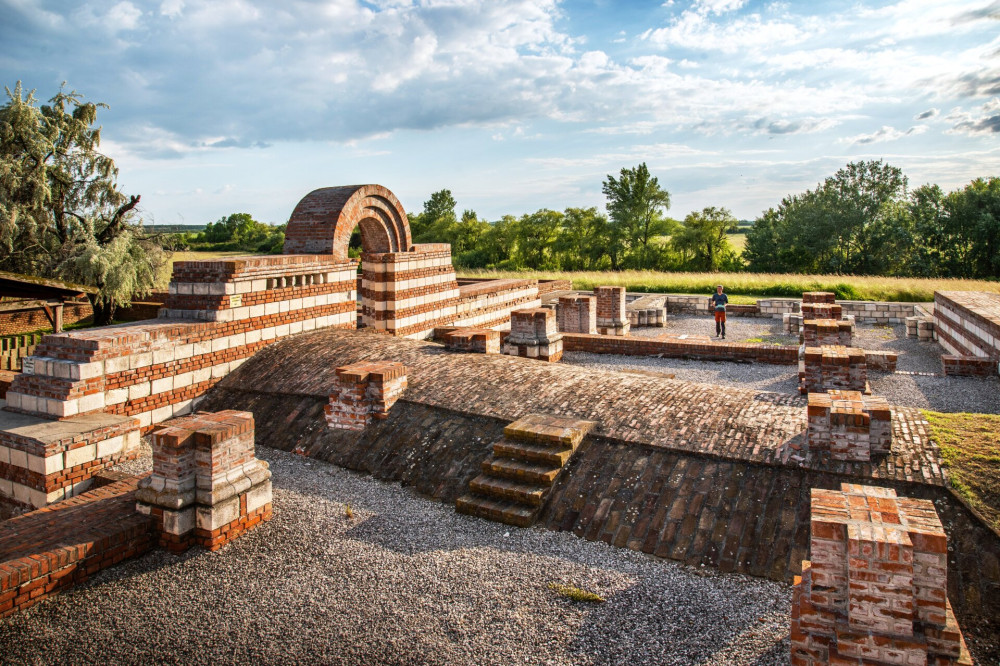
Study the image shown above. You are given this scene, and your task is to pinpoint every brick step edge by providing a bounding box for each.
[481,455,561,485]
[469,474,549,507]
[493,440,575,466]
[456,494,539,528]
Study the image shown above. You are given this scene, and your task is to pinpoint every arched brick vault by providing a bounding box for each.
[283,185,413,261]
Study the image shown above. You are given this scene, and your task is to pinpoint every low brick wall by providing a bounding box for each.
[839,300,927,324]
[942,355,998,377]
[562,332,798,364]
[0,474,153,619]
[0,301,93,337]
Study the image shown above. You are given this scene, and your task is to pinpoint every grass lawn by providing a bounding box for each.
[457,269,1000,302]
[924,411,1000,533]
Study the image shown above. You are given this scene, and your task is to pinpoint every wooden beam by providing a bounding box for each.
[0,299,67,314]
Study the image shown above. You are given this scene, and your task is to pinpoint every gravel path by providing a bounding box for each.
[0,447,791,666]
[566,317,1000,414]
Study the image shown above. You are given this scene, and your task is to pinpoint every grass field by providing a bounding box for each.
[457,269,1000,302]
[924,411,1000,533]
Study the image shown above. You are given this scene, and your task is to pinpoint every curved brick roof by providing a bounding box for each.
[283,185,412,260]
[213,328,945,485]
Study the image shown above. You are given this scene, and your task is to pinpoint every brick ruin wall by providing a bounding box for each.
[194,330,1000,656]
[934,291,1000,377]
[0,301,93,337]
[0,186,549,510]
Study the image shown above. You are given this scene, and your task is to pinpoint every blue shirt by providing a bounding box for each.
[710,293,728,310]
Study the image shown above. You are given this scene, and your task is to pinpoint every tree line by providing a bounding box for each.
[407,163,742,273]
[743,161,1000,279]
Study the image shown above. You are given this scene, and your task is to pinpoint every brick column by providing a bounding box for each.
[502,308,563,362]
[802,319,852,347]
[556,295,597,334]
[805,390,891,461]
[135,410,272,552]
[800,346,868,394]
[325,361,408,430]
[791,483,971,665]
[594,286,630,336]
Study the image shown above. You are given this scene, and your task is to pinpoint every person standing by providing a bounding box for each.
[709,285,728,339]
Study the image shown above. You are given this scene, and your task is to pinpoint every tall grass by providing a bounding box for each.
[458,269,1000,302]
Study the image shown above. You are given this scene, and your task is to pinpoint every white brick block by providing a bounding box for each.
[65,443,97,468]
[129,382,152,400]
[105,388,129,406]
[96,435,124,458]
[151,376,174,395]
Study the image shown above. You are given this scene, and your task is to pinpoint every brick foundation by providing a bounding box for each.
[563,332,798,364]
[934,292,1000,376]
[0,410,141,509]
[135,410,272,552]
[802,292,836,304]
[800,346,868,394]
[790,483,971,665]
[805,391,892,461]
[941,354,997,377]
[802,319,853,347]
[444,328,500,354]
[503,309,563,362]
[325,361,408,430]
[0,474,153,619]
[556,295,597,334]
[594,286,629,336]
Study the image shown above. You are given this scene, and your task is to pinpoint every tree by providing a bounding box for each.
[513,209,563,269]
[672,206,738,271]
[601,163,674,269]
[410,189,458,244]
[553,207,612,270]
[943,177,1000,279]
[0,82,162,325]
[743,160,909,275]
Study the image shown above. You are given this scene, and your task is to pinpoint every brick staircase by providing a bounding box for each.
[456,414,595,527]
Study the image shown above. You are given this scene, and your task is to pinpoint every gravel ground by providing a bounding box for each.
[0,447,791,666]
[566,317,1000,414]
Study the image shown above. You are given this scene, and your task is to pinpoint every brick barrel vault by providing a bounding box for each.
[196,328,1000,662]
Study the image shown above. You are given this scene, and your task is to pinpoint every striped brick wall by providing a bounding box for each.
[934,291,1000,360]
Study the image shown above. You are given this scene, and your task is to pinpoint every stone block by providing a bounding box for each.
[326,361,409,430]
[502,309,563,362]
[594,286,630,336]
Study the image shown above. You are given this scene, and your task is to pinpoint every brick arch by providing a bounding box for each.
[283,185,412,261]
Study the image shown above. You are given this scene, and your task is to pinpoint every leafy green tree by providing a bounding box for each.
[0,82,162,325]
[672,206,739,271]
[554,207,612,270]
[943,177,1000,278]
[744,160,909,275]
[602,163,674,269]
[411,189,458,244]
[513,209,563,269]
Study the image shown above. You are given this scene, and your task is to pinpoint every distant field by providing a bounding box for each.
[728,232,747,253]
[155,250,261,290]
[457,269,1000,302]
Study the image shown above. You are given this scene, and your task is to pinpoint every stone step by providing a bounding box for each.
[503,413,595,449]
[493,439,575,467]
[468,474,548,507]
[455,494,539,528]
[481,455,561,485]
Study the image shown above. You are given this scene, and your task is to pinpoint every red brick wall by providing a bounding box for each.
[562,333,798,364]
[0,301,92,336]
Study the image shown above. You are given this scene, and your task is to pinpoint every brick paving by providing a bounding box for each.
[215,329,947,486]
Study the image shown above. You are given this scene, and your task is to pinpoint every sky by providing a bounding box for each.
[1,0,998,226]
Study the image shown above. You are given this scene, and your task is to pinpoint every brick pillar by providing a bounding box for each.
[802,319,852,347]
[805,390,891,461]
[325,361,408,430]
[556,295,597,334]
[802,291,836,304]
[135,410,272,552]
[594,286,630,336]
[800,346,868,394]
[502,308,563,362]
[790,484,970,666]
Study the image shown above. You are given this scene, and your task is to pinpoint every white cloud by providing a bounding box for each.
[841,125,929,145]
[693,0,748,15]
[641,9,804,53]
[160,0,184,19]
[946,98,1000,135]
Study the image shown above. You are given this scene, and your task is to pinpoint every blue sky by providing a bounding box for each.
[2,0,998,225]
